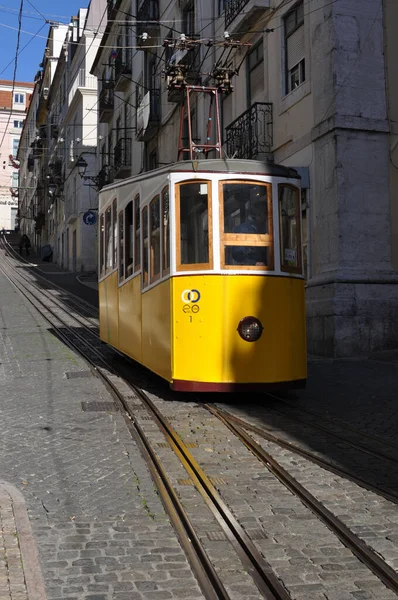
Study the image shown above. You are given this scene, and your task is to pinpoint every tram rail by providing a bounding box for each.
[205,404,398,595]
[0,239,290,600]
[204,405,398,504]
[1,242,398,599]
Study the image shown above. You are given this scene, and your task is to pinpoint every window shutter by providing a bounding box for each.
[249,62,264,103]
[287,24,305,71]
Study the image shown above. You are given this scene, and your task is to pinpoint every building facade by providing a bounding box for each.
[18,4,105,270]
[89,0,398,357]
[17,0,398,357]
[0,80,34,230]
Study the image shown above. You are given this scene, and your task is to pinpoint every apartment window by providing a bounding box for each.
[11,172,18,187]
[12,138,19,157]
[13,120,23,128]
[218,0,225,15]
[284,2,305,94]
[247,40,264,105]
[183,1,195,37]
[14,93,24,104]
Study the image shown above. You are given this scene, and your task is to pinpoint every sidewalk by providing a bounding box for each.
[0,483,46,600]
[0,267,204,600]
[8,243,99,305]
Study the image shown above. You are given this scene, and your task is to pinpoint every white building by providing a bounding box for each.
[0,80,34,230]
[89,0,398,357]
[18,4,106,270]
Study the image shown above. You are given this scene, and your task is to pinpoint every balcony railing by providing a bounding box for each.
[99,85,114,121]
[114,138,132,173]
[69,69,97,103]
[225,0,270,32]
[225,102,273,159]
[136,88,160,142]
[115,50,132,89]
[137,0,160,38]
[107,0,117,19]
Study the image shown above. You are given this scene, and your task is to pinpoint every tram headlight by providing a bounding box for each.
[237,317,263,342]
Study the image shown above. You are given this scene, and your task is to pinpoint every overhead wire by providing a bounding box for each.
[0,21,46,76]
[0,0,24,151]
[24,0,47,22]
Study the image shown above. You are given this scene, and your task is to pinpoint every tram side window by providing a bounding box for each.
[142,206,149,287]
[150,196,160,282]
[162,187,170,276]
[178,181,211,269]
[112,200,117,269]
[118,210,124,281]
[125,200,133,278]
[221,181,273,269]
[279,184,301,273]
[134,195,140,272]
[104,206,112,273]
[99,213,105,276]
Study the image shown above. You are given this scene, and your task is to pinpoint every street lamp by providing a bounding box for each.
[48,182,58,197]
[76,156,88,177]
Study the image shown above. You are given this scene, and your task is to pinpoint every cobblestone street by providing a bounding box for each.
[0,271,204,600]
[1,261,398,600]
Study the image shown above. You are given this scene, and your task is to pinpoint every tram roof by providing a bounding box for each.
[100,159,300,194]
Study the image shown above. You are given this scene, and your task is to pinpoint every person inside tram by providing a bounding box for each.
[232,190,268,266]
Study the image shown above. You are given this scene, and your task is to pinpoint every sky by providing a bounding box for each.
[0,0,88,83]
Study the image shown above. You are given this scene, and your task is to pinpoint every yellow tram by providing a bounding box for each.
[98,159,306,391]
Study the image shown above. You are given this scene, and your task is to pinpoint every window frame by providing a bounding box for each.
[284,1,305,95]
[219,180,274,271]
[104,205,112,275]
[247,39,264,106]
[99,213,105,277]
[118,208,124,282]
[112,200,117,270]
[175,179,213,272]
[124,199,134,279]
[161,186,170,277]
[14,93,24,104]
[278,183,302,274]
[141,205,149,288]
[133,194,141,274]
[149,194,161,283]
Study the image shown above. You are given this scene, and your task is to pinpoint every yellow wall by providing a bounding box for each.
[172,275,306,384]
[98,271,119,347]
[142,281,171,381]
[118,274,142,363]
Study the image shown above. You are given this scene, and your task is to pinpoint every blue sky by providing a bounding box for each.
[0,1,88,82]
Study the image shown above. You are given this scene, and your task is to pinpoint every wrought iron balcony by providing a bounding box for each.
[107,0,118,19]
[225,0,270,33]
[99,84,114,122]
[137,0,160,41]
[114,138,132,176]
[136,89,160,142]
[225,102,273,160]
[114,49,132,90]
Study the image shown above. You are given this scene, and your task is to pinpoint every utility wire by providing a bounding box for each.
[0,0,24,150]
[0,22,46,76]
[24,0,47,22]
